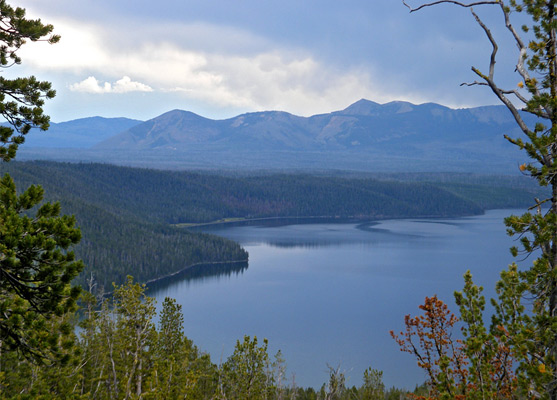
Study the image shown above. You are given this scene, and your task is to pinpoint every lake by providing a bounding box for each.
[148,209,526,390]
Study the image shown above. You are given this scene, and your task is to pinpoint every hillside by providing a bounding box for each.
[17,99,542,173]
[0,162,249,290]
[23,116,142,148]
[0,161,546,289]
[95,100,532,153]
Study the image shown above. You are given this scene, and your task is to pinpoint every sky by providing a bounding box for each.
[9,0,526,122]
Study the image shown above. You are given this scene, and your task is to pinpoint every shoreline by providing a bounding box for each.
[143,258,249,288]
[174,210,487,230]
[128,208,528,293]
[101,259,249,296]
[143,208,527,291]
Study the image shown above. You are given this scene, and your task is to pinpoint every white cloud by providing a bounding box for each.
[17,16,418,116]
[113,76,153,93]
[69,76,110,93]
[69,76,153,94]
[19,18,109,72]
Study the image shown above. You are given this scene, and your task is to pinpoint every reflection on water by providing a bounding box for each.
[146,261,248,293]
[152,209,522,390]
[192,217,378,249]
[189,217,361,230]
[200,215,481,249]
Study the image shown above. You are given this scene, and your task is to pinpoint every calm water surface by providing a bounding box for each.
[149,209,525,389]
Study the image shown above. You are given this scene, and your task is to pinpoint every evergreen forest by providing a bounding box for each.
[0,161,543,289]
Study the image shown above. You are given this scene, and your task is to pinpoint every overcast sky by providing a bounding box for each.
[10,0,525,122]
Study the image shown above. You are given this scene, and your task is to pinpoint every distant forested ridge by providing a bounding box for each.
[0,162,249,289]
[0,161,544,287]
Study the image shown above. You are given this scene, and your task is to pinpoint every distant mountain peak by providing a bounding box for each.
[381,101,416,114]
[155,109,208,121]
[22,116,142,149]
[87,98,534,175]
[341,99,381,115]
[19,98,537,173]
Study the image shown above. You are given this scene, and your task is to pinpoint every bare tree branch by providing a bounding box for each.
[460,81,527,105]
[467,10,534,136]
[470,10,496,81]
[460,81,488,87]
[402,0,498,13]
[405,1,549,122]
[497,2,549,119]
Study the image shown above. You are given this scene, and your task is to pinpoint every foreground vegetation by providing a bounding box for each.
[0,277,419,399]
[392,0,557,399]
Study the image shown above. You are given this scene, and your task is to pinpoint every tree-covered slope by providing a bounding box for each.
[0,161,543,288]
[2,161,489,222]
[0,162,250,289]
[66,197,248,289]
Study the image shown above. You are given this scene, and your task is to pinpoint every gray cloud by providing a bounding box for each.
[14,0,527,120]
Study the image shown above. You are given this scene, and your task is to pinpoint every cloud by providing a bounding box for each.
[113,76,154,93]
[19,18,109,72]
[13,0,515,122]
[40,20,393,115]
[69,76,110,93]
[16,14,433,116]
[69,76,153,94]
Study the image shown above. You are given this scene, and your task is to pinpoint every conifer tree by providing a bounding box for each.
[0,174,83,359]
[0,0,83,361]
[0,0,59,161]
[405,0,557,397]
[220,335,273,399]
[149,297,188,399]
[359,367,386,400]
[148,297,219,399]
[112,277,157,400]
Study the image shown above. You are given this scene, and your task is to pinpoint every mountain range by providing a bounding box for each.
[23,116,141,148]
[18,99,537,173]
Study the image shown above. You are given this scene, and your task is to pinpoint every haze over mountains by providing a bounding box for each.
[19,99,536,173]
[24,116,142,148]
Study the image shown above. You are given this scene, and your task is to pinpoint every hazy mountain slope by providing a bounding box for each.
[16,99,541,173]
[97,109,317,150]
[95,99,535,153]
[23,116,142,148]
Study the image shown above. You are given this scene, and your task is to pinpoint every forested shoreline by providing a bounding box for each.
[0,160,545,288]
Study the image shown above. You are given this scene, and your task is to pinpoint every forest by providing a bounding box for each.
[0,160,544,289]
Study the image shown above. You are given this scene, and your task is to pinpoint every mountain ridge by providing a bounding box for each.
[23,116,142,148]
[94,98,534,153]
[17,99,540,173]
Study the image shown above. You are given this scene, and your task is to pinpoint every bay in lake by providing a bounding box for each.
[148,209,525,390]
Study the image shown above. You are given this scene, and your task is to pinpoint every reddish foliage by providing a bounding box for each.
[391,296,516,399]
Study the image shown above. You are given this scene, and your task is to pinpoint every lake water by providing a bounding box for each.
[149,209,526,390]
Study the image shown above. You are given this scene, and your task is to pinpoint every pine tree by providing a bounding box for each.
[0,174,83,359]
[404,2,557,397]
[112,277,157,400]
[0,0,84,362]
[359,367,386,400]
[220,335,273,399]
[0,0,59,161]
